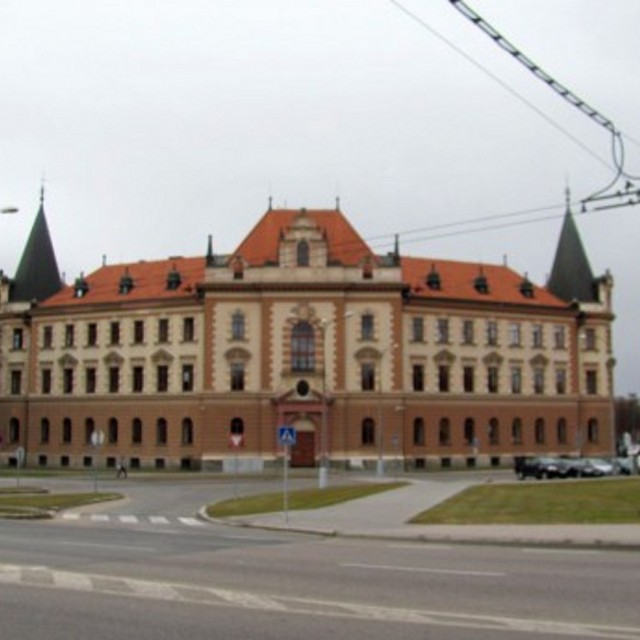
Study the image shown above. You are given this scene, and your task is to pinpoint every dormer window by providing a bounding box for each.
[297,240,310,267]
[73,274,89,298]
[519,275,534,298]
[119,269,134,295]
[166,265,182,290]
[426,264,441,290]
[474,269,489,294]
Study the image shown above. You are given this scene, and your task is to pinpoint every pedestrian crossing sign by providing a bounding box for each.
[278,426,297,446]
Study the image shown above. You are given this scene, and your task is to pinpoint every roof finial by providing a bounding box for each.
[565,182,571,211]
[335,196,340,211]
[268,195,273,211]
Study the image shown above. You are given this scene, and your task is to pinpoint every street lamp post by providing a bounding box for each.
[318,312,352,489]
[376,343,397,478]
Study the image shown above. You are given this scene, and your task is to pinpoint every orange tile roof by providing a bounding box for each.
[232,208,377,267]
[401,256,567,308]
[41,256,205,308]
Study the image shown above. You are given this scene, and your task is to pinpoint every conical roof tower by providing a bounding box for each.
[547,193,596,303]
[11,188,62,303]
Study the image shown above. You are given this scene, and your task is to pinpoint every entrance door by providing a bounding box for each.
[291,431,316,467]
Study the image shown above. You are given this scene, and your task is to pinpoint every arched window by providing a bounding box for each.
[182,418,194,445]
[587,418,599,443]
[85,418,95,445]
[9,418,20,444]
[488,418,499,445]
[464,418,475,446]
[512,418,522,445]
[63,418,72,444]
[40,418,50,444]
[557,418,567,444]
[297,241,310,266]
[108,418,119,444]
[230,417,244,435]
[438,418,450,446]
[413,418,425,446]
[132,418,143,445]
[157,418,168,445]
[362,418,375,445]
[291,321,315,372]
[535,418,545,444]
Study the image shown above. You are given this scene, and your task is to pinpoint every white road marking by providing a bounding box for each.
[342,562,505,577]
[91,514,110,522]
[149,516,170,524]
[119,515,138,524]
[2,563,639,638]
[61,513,80,521]
[178,517,203,526]
[387,543,453,551]
[522,548,601,556]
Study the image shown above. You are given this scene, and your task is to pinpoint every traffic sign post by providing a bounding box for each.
[278,427,297,524]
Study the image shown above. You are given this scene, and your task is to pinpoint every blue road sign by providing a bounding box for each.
[278,426,297,446]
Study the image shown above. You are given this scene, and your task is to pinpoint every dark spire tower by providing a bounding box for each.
[10,186,62,303]
[547,190,597,303]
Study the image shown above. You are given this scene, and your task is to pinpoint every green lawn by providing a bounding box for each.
[207,482,407,518]
[410,478,640,525]
[0,491,123,518]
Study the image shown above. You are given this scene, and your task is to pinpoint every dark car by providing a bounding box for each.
[514,456,571,480]
[566,457,615,478]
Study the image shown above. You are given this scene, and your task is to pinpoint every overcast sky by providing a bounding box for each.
[1,1,638,394]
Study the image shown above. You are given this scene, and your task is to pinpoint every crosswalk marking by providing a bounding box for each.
[60,513,205,528]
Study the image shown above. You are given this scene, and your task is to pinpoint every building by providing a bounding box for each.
[0,195,615,472]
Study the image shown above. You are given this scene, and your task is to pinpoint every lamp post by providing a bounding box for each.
[318,312,353,489]
[376,343,397,478]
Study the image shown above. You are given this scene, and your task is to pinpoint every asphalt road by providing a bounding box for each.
[1,473,640,639]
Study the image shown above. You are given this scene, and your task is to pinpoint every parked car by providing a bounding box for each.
[566,457,615,478]
[514,456,572,480]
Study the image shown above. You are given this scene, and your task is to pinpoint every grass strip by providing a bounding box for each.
[410,478,640,525]
[0,492,122,514]
[207,482,407,518]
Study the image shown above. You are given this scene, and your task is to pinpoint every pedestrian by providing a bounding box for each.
[117,457,128,479]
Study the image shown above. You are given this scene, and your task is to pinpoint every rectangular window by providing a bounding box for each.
[411,317,424,342]
[183,317,195,342]
[436,318,449,344]
[182,364,194,391]
[133,320,145,344]
[158,318,169,343]
[110,322,121,345]
[63,419,72,444]
[361,314,375,340]
[487,366,499,393]
[462,320,474,345]
[555,369,566,395]
[64,324,75,347]
[583,328,597,350]
[109,367,120,393]
[86,367,96,394]
[43,325,53,349]
[511,367,522,394]
[41,369,52,394]
[11,371,22,396]
[12,328,24,350]
[586,370,598,395]
[463,366,474,393]
[63,368,74,394]
[533,367,545,394]
[231,312,245,340]
[486,320,499,346]
[231,362,245,391]
[132,366,144,393]
[361,363,376,391]
[553,325,566,349]
[412,364,424,392]
[509,323,521,347]
[438,365,450,392]
[157,365,169,392]
[532,324,544,348]
[87,323,98,347]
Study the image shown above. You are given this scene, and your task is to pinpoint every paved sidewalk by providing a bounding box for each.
[219,478,640,550]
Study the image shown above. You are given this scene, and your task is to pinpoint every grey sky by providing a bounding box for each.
[1,1,638,393]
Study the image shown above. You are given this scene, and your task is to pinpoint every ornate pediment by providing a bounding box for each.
[57,353,78,367]
[103,350,124,366]
[151,348,174,364]
[529,354,549,367]
[434,349,456,364]
[225,346,251,362]
[483,351,503,366]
